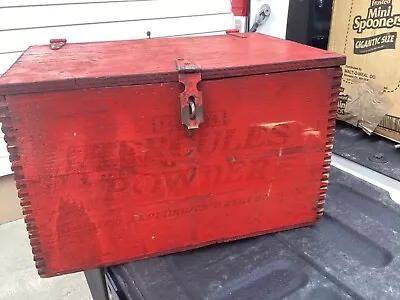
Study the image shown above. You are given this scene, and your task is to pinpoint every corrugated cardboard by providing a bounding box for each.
[329,0,400,143]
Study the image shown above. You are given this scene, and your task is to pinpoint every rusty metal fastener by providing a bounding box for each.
[225,29,247,38]
[175,59,203,130]
[50,39,67,50]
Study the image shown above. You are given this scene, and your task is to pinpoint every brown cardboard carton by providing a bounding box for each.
[329,0,400,143]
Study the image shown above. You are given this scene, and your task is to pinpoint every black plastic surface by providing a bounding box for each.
[286,0,333,49]
[108,123,400,300]
[334,121,400,181]
[109,167,400,300]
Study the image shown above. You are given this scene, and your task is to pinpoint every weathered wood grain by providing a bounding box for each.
[0,65,343,276]
[0,33,345,94]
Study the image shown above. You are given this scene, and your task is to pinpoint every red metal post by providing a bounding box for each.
[231,0,249,32]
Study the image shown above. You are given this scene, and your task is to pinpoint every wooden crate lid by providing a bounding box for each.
[0,33,345,95]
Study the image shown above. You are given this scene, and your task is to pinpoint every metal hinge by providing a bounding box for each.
[175,58,203,130]
[50,38,67,50]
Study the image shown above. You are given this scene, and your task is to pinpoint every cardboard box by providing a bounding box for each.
[329,0,400,143]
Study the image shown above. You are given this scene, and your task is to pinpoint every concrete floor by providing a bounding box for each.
[0,219,93,300]
[0,175,22,224]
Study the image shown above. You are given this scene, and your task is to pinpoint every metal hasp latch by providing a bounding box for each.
[175,58,203,130]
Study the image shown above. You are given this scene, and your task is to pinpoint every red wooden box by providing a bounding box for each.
[0,33,345,277]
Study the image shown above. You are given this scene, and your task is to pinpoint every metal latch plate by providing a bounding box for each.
[175,58,203,130]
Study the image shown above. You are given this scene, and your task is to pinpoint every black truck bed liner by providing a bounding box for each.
[107,122,400,300]
[334,122,400,181]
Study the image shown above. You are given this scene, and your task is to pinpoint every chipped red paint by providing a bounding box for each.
[0,34,344,277]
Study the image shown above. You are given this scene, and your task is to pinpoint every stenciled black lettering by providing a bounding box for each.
[86,142,118,171]
[197,131,222,154]
[269,123,290,145]
[164,168,197,195]
[169,139,187,157]
[119,141,137,168]
[225,161,247,183]
[133,173,162,195]
[107,176,129,193]
[223,129,243,151]
[244,127,266,149]
[141,137,168,167]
